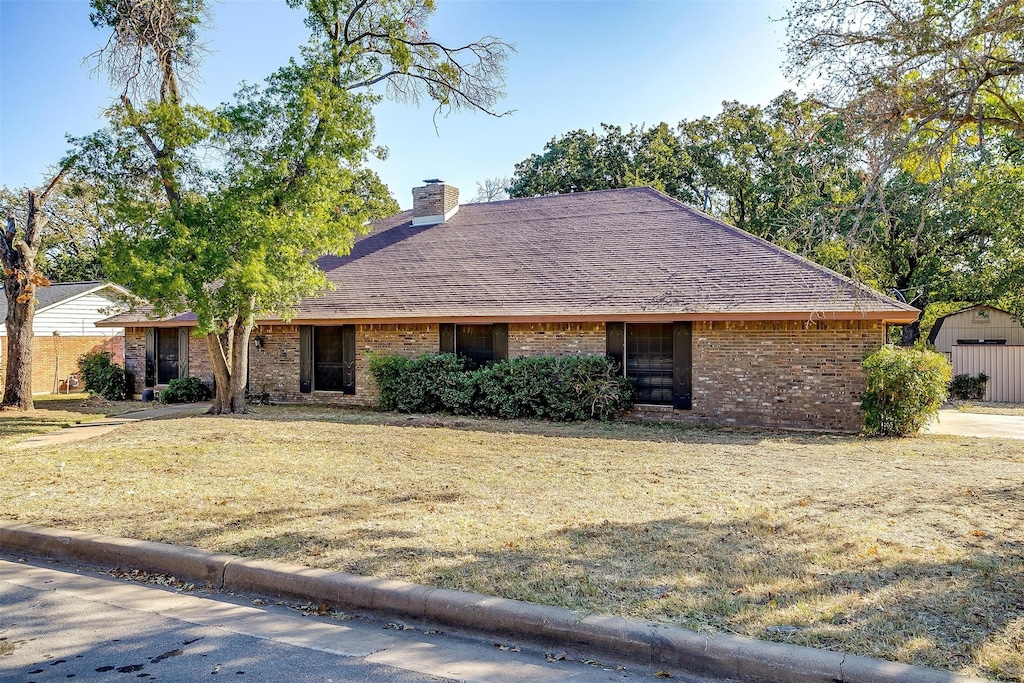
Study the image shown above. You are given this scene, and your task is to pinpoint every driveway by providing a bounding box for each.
[925,407,1024,439]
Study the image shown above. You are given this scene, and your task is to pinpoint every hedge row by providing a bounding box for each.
[369,353,633,421]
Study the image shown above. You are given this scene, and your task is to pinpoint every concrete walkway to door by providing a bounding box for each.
[925,407,1024,439]
[9,402,210,451]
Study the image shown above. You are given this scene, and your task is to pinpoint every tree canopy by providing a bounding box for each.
[75,0,511,413]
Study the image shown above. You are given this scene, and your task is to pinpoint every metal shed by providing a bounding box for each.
[928,305,1024,402]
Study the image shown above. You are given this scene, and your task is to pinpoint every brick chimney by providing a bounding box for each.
[412,180,460,226]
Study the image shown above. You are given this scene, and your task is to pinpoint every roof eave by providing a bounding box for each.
[102,309,919,328]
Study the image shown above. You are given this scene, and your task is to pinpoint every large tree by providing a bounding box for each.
[2,181,115,283]
[79,0,511,414]
[1,165,73,410]
[785,0,1024,162]
[508,123,695,201]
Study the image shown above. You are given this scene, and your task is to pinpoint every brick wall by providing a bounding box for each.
[508,322,605,357]
[121,319,883,430]
[630,320,884,431]
[1,334,124,395]
[123,328,146,393]
[247,323,439,406]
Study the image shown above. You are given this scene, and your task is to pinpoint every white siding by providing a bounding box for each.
[933,306,1024,353]
[952,345,1024,403]
[32,292,128,337]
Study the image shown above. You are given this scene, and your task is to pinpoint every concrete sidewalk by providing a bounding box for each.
[925,407,1024,439]
[9,402,210,451]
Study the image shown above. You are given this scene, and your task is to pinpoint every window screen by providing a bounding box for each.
[626,323,674,404]
[456,325,495,366]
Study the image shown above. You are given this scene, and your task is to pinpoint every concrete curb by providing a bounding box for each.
[0,523,987,683]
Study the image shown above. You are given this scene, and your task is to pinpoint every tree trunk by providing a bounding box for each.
[900,316,923,346]
[1,275,36,410]
[204,314,253,415]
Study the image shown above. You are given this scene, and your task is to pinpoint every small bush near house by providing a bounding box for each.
[370,353,633,420]
[78,351,129,401]
[861,345,952,436]
[370,353,477,414]
[949,373,990,400]
[475,356,633,421]
[159,376,211,404]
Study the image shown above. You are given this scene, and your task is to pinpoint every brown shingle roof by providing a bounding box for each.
[99,187,918,326]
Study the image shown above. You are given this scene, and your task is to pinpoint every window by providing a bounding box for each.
[626,323,674,404]
[439,323,508,366]
[308,326,356,393]
[157,328,180,384]
[607,321,692,409]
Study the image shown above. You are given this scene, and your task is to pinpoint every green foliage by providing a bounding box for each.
[370,353,476,414]
[369,353,633,421]
[78,351,129,401]
[159,376,210,404]
[861,345,952,437]
[949,373,990,401]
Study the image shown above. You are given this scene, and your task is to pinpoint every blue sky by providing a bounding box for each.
[1,0,794,208]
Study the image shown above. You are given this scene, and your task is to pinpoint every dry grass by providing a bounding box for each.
[0,395,146,449]
[1,406,1022,680]
[955,401,1024,417]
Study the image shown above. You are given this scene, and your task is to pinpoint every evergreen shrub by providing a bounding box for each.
[949,373,989,400]
[78,351,129,401]
[159,376,211,404]
[861,345,952,436]
[369,353,633,421]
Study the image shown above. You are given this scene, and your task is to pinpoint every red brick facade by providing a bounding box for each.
[124,319,883,430]
[1,335,124,395]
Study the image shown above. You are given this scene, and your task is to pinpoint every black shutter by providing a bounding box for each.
[672,322,692,410]
[492,323,508,360]
[342,325,356,395]
[299,325,313,393]
[606,322,625,374]
[178,327,190,378]
[144,328,156,387]
[439,323,455,353]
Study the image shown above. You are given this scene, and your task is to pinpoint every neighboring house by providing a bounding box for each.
[0,281,132,395]
[98,183,918,430]
[928,304,1024,402]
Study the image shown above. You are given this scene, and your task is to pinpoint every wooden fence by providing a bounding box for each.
[951,345,1024,403]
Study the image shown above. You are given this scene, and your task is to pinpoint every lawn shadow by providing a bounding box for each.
[209,512,1022,679]
[231,404,854,448]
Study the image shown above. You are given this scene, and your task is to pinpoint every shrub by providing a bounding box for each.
[370,353,476,414]
[861,345,952,436]
[369,354,411,412]
[78,351,129,401]
[159,376,211,404]
[369,353,633,421]
[949,373,989,400]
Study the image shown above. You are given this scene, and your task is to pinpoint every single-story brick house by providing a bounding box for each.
[1,281,130,394]
[99,183,918,430]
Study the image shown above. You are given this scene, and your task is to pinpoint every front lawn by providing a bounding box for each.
[0,395,147,449]
[1,406,1021,680]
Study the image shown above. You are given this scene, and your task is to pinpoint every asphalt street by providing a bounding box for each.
[0,557,719,683]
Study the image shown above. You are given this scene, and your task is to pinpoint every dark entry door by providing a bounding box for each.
[157,328,180,384]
